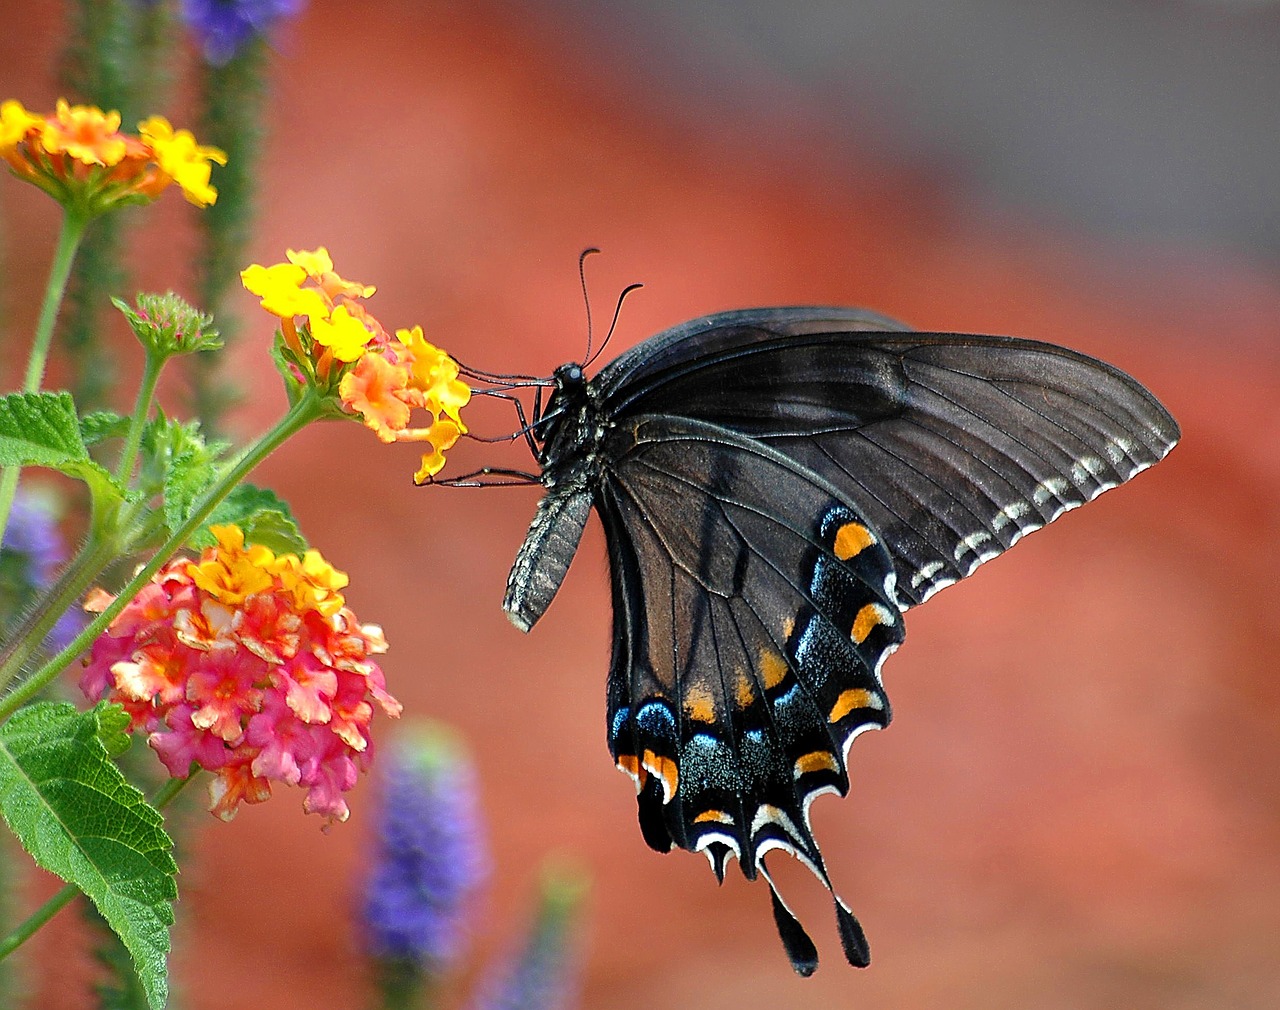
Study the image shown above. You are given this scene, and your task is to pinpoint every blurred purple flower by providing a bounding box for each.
[468,871,586,1010]
[362,727,488,969]
[181,0,305,64]
[0,489,82,652]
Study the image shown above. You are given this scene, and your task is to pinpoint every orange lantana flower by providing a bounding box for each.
[1,98,224,213]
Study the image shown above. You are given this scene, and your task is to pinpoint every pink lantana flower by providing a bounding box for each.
[81,524,400,822]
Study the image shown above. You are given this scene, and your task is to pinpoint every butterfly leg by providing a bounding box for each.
[428,467,542,487]
[466,389,542,458]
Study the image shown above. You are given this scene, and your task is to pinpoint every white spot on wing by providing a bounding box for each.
[1070,454,1106,485]
[953,530,993,562]
[992,500,1031,531]
[1032,476,1070,506]
[910,560,945,590]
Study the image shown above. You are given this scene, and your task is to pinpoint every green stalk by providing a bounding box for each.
[115,348,164,484]
[0,211,90,546]
[23,212,89,395]
[0,390,326,714]
[0,772,194,961]
[0,535,115,678]
[0,883,76,963]
[371,959,437,1010]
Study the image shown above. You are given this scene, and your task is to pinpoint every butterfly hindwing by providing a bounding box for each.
[596,414,903,969]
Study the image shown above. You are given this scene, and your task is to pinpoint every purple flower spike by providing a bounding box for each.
[181,0,306,65]
[0,489,82,652]
[362,726,488,968]
[469,870,587,1010]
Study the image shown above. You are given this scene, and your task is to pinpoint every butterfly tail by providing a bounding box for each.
[833,895,871,968]
[763,870,820,977]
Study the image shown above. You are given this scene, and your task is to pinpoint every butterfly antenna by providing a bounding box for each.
[453,356,545,385]
[585,281,643,370]
[578,246,602,363]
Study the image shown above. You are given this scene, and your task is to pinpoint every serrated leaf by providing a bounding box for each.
[80,411,132,446]
[0,392,88,467]
[189,484,308,555]
[162,445,219,537]
[0,701,176,1010]
[138,415,229,529]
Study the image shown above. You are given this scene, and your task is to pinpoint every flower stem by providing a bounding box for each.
[116,348,165,484]
[0,772,195,962]
[0,391,327,717]
[0,883,77,963]
[0,533,115,679]
[24,211,89,394]
[0,210,90,548]
[371,959,439,1010]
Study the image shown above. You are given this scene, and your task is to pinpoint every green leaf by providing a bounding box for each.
[80,410,132,446]
[161,445,219,537]
[138,414,228,526]
[0,392,88,468]
[191,484,308,555]
[68,459,129,525]
[0,701,176,1010]
[0,394,127,520]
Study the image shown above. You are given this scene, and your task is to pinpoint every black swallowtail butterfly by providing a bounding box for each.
[487,306,1178,975]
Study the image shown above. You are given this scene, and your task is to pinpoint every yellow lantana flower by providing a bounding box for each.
[240,262,331,321]
[311,303,376,363]
[139,116,227,207]
[413,419,465,483]
[244,246,473,478]
[397,325,472,424]
[287,246,376,301]
[272,550,349,618]
[188,525,277,606]
[0,100,41,152]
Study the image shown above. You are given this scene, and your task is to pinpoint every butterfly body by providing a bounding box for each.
[499,307,1179,975]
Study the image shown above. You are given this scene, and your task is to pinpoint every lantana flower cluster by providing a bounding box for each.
[241,247,472,480]
[80,525,401,822]
[1,98,226,213]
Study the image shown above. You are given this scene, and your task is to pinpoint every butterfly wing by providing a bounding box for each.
[599,308,1180,606]
[597,412,905,973]
[504,307,1178,974]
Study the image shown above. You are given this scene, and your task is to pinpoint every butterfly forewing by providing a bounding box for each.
[599,312,1180,606]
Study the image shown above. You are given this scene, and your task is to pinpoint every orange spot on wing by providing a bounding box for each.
[758,647,789,690]
[734,668,756,708]
[616,753,646,784]
[684,684,716,723]
[852,603,893,644]
[642,749,679,802]
[834,522,874,560]
[794,750,839,776]
[829,688,880,722]
[694,809,734,825]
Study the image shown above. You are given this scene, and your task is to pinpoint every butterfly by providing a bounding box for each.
[483,305,1179,975]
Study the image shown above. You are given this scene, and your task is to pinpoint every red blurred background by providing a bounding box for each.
[3,2,1279,1007]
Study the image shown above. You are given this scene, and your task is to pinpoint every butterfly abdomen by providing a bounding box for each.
[503,363,612,632]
